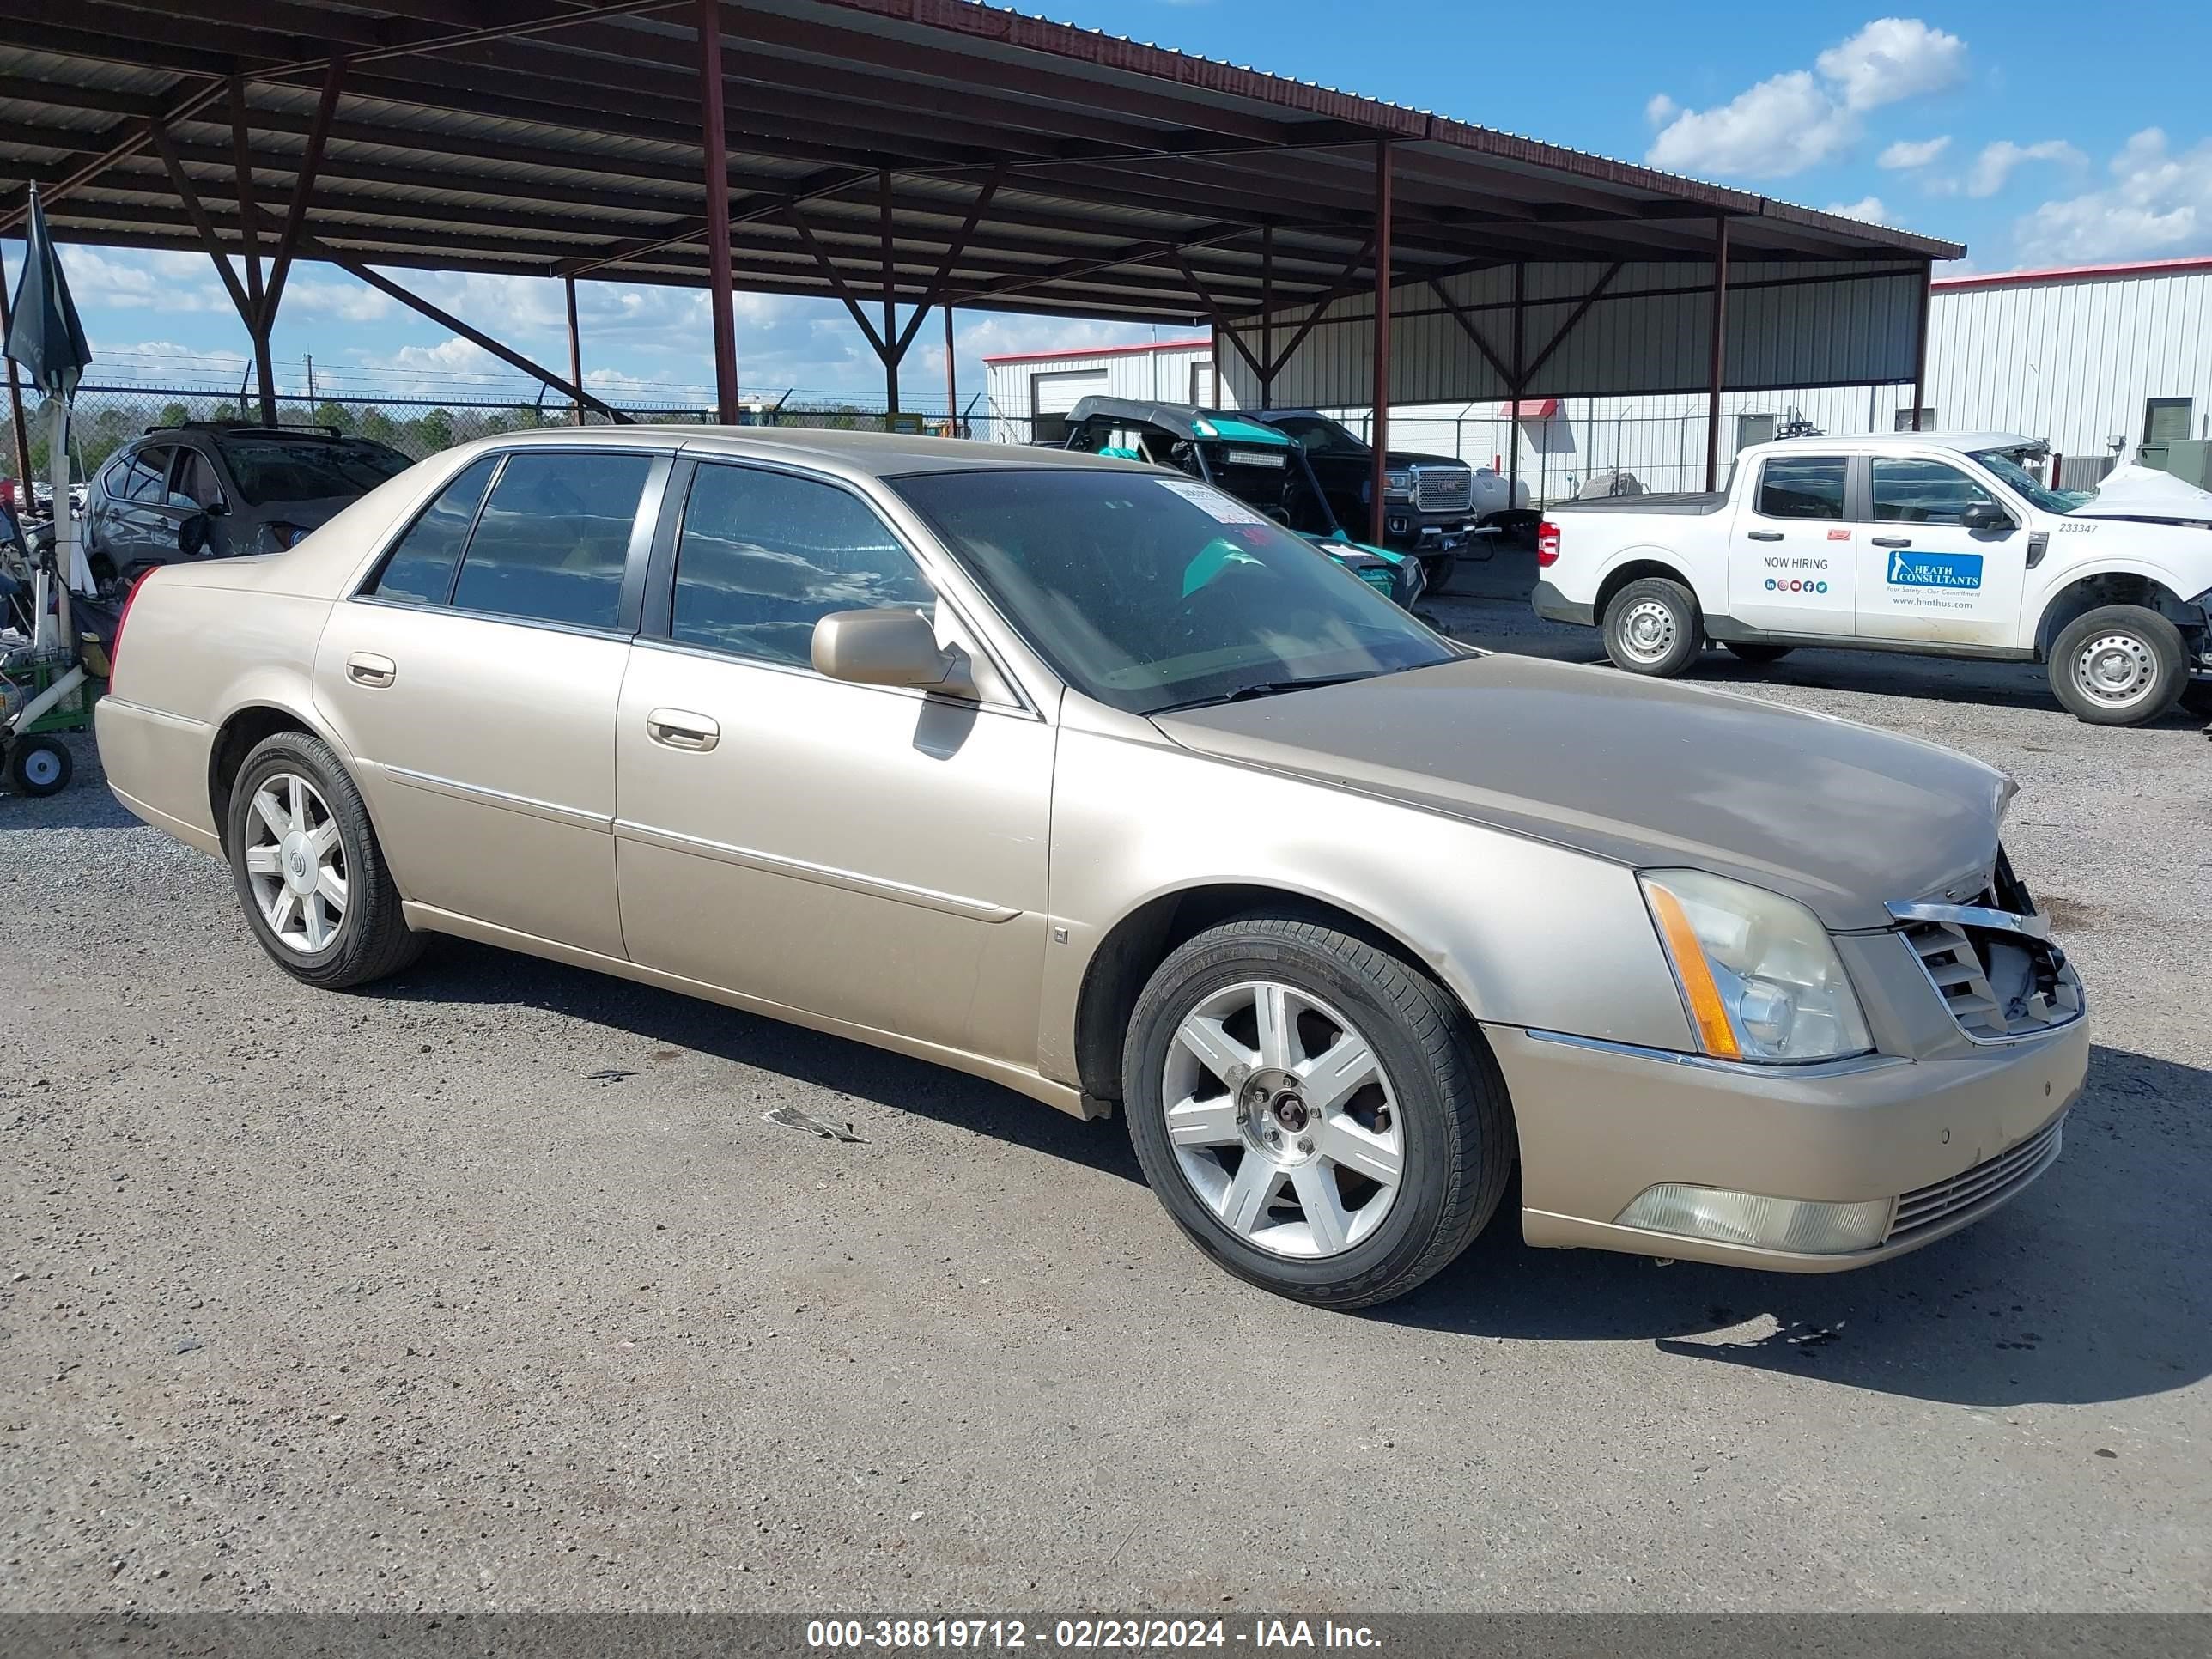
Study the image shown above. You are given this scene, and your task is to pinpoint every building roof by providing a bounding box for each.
[1933,256,2212,294]
[0,0,1963,330]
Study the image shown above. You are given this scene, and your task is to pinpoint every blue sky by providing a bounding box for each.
[20,3,2212,410]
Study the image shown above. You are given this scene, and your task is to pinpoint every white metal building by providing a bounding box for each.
[984,257,2212,500]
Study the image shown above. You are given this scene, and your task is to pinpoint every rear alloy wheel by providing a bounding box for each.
[1123,915,1512,1309]
[227,730,425,989]
[1602,575,1702,678]
[1724,641,1794,665]
[2048,605,2187,726]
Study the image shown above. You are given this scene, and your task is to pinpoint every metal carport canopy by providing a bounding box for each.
[0,0,1966,507]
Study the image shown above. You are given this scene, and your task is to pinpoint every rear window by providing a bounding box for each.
[448,452,652,629]
[367,456,498,605]
[1756,455,1847,520]
[216,435,412,506]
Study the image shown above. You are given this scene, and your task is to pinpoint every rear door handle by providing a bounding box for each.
[647,708,720,751]
[1871,536,1912,548]
[345,653,396,688]
[1747,530,1784,542]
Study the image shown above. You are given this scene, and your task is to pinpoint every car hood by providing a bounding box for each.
[1151,653,2014,931]
[2073,463,2212,530]
[1305,532,1409,567]
[261,495,358,530]
[1384,449,1468,471]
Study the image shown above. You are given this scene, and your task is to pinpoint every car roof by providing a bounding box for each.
[1760,430,2041,455]
[437,422,1152,480]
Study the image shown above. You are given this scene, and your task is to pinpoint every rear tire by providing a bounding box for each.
[1723,641,1794,665]
[2048,605,2187,726]
[1602,576,1702,678]
[1122,915,1513,1310]
[226,730,425,989]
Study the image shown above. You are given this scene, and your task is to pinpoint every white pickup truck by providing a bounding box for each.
[1532,431,2212,725]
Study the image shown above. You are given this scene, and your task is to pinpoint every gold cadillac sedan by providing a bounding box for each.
[95,428,2087,1308]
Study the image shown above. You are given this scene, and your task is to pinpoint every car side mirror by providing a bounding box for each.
[1961,501,2010,532]
[177,512,210,556]
[812,607,975,697]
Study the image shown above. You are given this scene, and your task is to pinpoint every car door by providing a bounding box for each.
[1726,452,1856,635]
[1855,454,2027,648]
[613,456,1054,1066]
[313,445,672,960]
[95,444,175,572]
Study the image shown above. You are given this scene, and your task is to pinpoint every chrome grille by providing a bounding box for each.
[1888,1115,2063,1241]
[1413,465,1472,512]
[1893,849,2082,1043]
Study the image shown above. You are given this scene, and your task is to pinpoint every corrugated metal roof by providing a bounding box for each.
[0,0,1959,331]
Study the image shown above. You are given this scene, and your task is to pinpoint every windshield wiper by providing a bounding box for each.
[1151,672,1371,714]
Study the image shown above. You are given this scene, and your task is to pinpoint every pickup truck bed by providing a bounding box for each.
[1549,492,1728,517]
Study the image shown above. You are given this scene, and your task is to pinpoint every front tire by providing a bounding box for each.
[1602,576,1702,677]
[2048,605,2187,725]
[1422,552,1457,595]
[226,730,424,989]
[1122,915,1513,1310]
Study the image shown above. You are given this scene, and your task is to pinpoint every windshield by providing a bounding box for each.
[890,468,1455,714]
[1970,447,2092,514]
[216,435,413,506]
[1273,416,1366,457]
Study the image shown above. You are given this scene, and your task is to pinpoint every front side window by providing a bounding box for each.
[890,468,1453,714]
[366,455,498,605]
[1870,458,1996,526]
[177,449,226,511]
[672,463,933,667]
[450,452,652,629]
[1755,455,1846,520]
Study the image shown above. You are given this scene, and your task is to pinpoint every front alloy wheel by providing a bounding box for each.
[1163,981,1404,1258]
[2048,604,2186,726]
[1123,915,1513,1309]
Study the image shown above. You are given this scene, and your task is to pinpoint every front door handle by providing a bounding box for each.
[647,708,720,751]
[1747,530,1784,542]
[345,653,396,688]
[1871,536,1912,548]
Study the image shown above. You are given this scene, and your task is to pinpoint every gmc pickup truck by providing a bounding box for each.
[1533,431,2212,726]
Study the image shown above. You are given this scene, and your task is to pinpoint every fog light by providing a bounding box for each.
[1615,1184,1893,1254]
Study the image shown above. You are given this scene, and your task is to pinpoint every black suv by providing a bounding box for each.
[83,422,413,588]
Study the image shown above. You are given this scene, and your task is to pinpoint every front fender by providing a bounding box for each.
[1036,725,1693,1088]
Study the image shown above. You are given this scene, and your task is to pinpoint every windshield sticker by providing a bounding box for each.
[1886,550,1983,591]
[1157,478,1266,524]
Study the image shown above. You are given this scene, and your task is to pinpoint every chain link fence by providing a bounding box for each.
[0,385,981,487]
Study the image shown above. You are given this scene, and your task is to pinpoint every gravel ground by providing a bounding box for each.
[3,550,2209,1614]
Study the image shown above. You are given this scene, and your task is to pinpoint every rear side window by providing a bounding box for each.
[367,456,497,605]
[118,447,171,504]
[672,463,931,667]
[1756,455,1847,520]
[450,452,652,629]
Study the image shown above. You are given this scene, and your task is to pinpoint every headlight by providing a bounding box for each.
[1639,869,1872,1063]
[1383,469,1413,498]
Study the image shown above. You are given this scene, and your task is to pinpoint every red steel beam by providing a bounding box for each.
[230,76,276,426]
[565,274,585,426]
[696,0,739,423]
[1705,214,1730,490]
[1369,139,1392,546]
[259,58,346,326]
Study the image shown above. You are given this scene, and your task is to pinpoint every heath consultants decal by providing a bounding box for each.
[1887,550,1984,591]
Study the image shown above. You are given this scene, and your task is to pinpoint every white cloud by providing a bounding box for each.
[1879,135,1951,169]
[1647,70,1858,179]
[2014,129,2212,263]
[284,280,392,323]
[1646,16,1966,179]
[1814,18,1967,112]
[55,247,228,313]
[1823,197,1889,223]
[1965,138,2086,198]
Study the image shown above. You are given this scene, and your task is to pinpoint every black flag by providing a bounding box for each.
[4,186,92,398]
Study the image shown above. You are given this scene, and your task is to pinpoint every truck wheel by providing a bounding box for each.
[1122,915,1513,1310]
[7,733,72,797]
[2048,605,2187,725]
[1602,576,1702,678]
[1724,642,1794,665]
[227,730,426,989]
[1423,552,1458,595]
